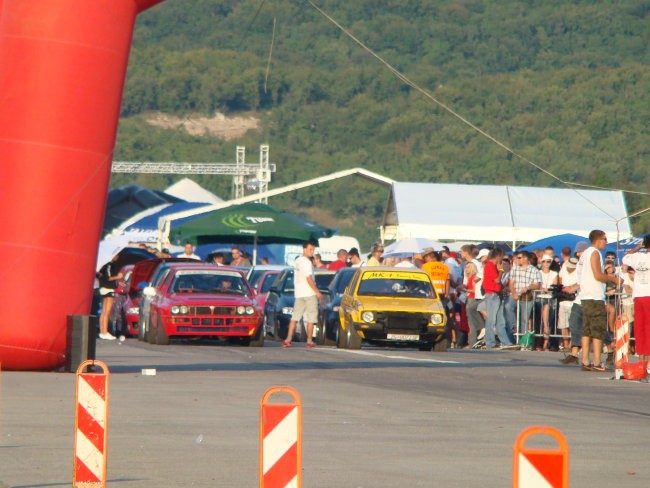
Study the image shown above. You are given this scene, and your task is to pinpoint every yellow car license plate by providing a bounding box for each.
[387,334,419,341]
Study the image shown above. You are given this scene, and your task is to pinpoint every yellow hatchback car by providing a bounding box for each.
[338,267,448,351]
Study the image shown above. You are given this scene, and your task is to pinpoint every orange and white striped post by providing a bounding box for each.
[259,386,302,488]
[614,314,631,379]
[73,360,110,488]
[513,426,569,488]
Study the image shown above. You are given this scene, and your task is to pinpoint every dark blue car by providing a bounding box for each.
[264,269,335,342]
[315,267,357,345]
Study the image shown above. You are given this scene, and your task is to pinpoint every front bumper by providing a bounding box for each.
[163,315,262,337]
[351,311,445,342]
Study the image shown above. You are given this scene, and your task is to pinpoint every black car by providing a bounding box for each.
[264,269,335,342]
[315,267,357,346]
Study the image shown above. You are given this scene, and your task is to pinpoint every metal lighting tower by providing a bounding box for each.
[112,145,276,202]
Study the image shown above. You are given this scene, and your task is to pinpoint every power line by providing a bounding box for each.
[306,0,650,214]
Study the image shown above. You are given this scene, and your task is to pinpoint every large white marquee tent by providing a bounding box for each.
[381,182,631,246]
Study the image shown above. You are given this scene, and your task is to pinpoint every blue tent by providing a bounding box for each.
[605,234,650,259]
[516,233,588,257]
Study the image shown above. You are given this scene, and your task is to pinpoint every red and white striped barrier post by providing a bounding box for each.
[513,426,569,488]
[614,314,630,379]
[73,360,110,488]
[259,386,302,488]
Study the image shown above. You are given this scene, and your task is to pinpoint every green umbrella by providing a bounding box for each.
[169,203,334,261]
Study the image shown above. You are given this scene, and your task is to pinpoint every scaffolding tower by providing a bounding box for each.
[112,145,276,201]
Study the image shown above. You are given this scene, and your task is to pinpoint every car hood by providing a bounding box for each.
[169,293,254,305]
[354,296,445,313]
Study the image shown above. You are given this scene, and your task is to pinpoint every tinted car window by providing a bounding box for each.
[282,273,294,293]
[315,273,335,291]
[357,275,434,298]
[259,274,278,293]
[334,270,355,294]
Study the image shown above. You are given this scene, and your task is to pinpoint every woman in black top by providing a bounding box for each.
[96,257,123,340]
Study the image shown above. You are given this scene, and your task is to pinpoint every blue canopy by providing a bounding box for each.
[516,233,588,257]
[605,234,650,259]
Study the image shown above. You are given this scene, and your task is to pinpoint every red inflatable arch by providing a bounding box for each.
[0,0,164,370]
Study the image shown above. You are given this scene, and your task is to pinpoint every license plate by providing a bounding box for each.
[387,334,419,341]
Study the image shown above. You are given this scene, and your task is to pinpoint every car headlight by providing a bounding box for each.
[246,306,255,315]
[237,306,246,315]
[171,306,179,314]
[127,307,139,315]
[282,307,293,315]
[179,305,188,314]
[431,313,443,325]
[361,311,374,323]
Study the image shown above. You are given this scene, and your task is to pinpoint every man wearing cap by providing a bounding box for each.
[508,251,542,337]
[577,230,621,371]
[622,235,650,377]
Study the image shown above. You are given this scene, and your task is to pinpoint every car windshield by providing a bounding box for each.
[357,272,435,298]
[334,271,354,294]
[170,272,248,295]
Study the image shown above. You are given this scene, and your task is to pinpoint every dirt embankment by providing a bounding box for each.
[146,111,260,140]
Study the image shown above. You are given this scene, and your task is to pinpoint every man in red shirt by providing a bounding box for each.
[327,249,349,271]
[483,248,515,348]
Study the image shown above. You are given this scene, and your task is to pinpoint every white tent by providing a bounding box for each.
[165,178,224,204]
[381,182,631,246]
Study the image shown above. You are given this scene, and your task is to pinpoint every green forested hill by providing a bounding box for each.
[113,0,650,245]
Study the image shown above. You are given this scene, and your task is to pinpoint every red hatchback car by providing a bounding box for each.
[144,264,264,346]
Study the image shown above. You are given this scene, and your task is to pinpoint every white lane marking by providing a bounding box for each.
[324,348,460,364]
[262,407,298,475]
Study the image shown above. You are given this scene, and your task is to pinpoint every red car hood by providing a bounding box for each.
[168,293,255,305]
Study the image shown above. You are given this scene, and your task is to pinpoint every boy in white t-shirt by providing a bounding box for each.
[283,241,323,348]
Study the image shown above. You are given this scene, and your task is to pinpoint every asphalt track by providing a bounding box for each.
[1,339,649,487]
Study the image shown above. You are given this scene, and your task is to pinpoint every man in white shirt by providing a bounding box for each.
[577,230,621,371]
[283,241,323,348]
[622,235,650,370]
[176,242,201,260]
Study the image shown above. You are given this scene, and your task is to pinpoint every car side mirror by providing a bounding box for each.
[143,286,156,298]
[269,286,278,293]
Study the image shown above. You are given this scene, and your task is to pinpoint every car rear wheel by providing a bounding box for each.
[155,317,170,345]
[433,337,448,352]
